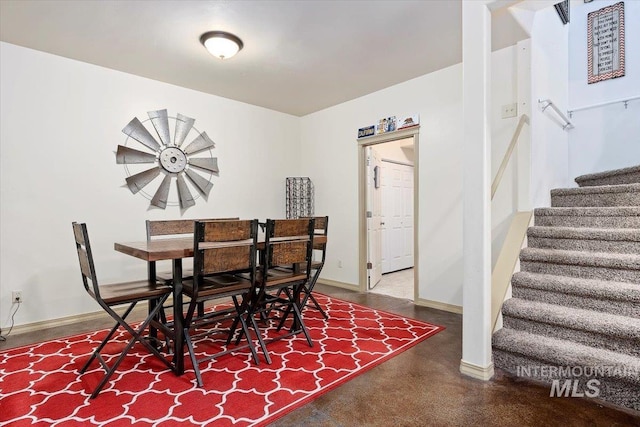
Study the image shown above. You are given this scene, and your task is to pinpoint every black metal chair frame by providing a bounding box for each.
[72,222,174,399]
[273,216,329,319]
[182,219,268,387]
[245,218,315,354]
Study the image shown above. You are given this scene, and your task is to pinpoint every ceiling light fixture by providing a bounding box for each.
[200,31,243,60]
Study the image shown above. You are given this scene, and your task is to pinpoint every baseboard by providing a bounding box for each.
[460,359,495,381]
[414,297,463,314]
[4,299,163,336]
[317,278,359,291]
[5,309,115,336]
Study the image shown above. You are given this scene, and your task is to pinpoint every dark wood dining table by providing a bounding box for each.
[114,234,327,375]
[114,237,192,375]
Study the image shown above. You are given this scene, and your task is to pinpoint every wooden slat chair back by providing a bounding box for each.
[146,218,239,318]
[146,217,239,279]
[71,222,173,398]
[182,219,267,387]
[250,218,315,353]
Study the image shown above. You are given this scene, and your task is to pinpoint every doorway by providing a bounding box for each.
[358,127,419,301]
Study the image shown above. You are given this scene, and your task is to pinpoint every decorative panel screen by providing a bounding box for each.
[286,177,314,219]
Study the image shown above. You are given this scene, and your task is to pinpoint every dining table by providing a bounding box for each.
[114,233,327,376]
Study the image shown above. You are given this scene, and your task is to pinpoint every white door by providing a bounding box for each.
[381,160,414,273]
[367,147,383,289]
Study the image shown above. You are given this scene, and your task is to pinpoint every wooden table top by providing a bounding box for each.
[114,235,327,262]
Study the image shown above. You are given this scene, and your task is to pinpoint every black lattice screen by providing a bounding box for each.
[286,177,314,219]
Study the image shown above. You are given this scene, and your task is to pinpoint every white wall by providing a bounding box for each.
[568,0,640,179]
[530,6,570,207]
[0,42,300,328]
[491,46,519,267]
[300,46,518,309]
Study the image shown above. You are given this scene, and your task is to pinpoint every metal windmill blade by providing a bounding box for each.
[148,109,171,147]
[150,175,172,209]
[185,168,213,197]
[122,117,161,152]
[174,113,195,148]
[116,145,157,164]
[189,157,219,174]
[176,174,196,209]
[183,132,215,155]
[126,167,161,194]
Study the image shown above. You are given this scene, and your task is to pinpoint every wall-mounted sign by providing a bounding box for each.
[587,2,625,84]
[358,125,375,138]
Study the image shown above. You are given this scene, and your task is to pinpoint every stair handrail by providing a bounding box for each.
[538,99,573,130]
[491,114,530,200]
[568,95,640,118]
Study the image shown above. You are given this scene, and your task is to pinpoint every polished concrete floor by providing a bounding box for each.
[2,284,639,426]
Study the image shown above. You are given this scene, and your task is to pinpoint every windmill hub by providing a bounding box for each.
[159,147,187,173]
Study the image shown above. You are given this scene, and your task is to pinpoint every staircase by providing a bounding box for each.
[492,165,640,411]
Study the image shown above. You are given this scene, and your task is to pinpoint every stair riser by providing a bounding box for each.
[493,350,640,411]
[527,237,640,254]
[534,215,640,228]
[551,192,640,207]
[511,287,640,318]
[521,261,640,284]
[577,172,640,187]
[502,316,640,358]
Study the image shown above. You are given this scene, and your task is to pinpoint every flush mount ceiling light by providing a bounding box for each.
[200,31,243,60]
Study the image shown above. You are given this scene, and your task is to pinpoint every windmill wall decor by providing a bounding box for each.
[116,109,218,209]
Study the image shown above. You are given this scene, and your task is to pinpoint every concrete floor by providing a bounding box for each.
[2,284,639,426]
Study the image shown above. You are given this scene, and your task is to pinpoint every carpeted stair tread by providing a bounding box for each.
[535,207,640,217]
[575,165,640,187]
[527,226,640,241]
[527,226,640,254]
[550,183,640,208]
[511,272,640,303]
[493,328,640,385]
[534,207,640,228]
[501,298,640,341]
[551,183,640,197]
[520,247,640,270]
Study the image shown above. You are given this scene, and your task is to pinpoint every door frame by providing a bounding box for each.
[357,126,420,298]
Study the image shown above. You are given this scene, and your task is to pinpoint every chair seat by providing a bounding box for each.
[183,274,252,300]
[92,280,172,305]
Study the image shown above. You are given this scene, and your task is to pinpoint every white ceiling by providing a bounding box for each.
[0,0,528,116]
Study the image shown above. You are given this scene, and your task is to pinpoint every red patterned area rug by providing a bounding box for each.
[1,294,443,426]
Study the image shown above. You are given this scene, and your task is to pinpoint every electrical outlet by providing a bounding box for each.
[337,260,343,268]
[12,291,22,303]
[501,103,518,119]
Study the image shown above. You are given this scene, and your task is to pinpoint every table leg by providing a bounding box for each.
[172,259,184,375]
[147,261,159,343]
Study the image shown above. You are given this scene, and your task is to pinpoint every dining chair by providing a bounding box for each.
[182,219,267,387]
[71,222,174,399]
[146,218,239,319]
[272,216,329,319]
[300,215,329,318]
[247,218,315,352]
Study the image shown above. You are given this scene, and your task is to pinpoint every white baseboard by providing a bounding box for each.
[414,298,463,314]
[459,359,494,381]
[316,278,359,291]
